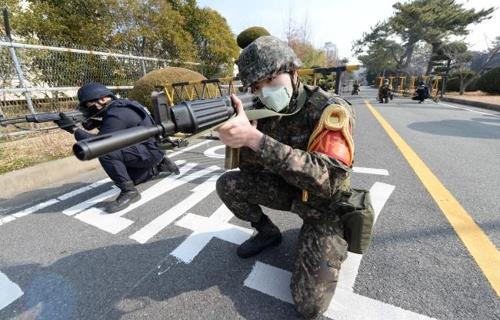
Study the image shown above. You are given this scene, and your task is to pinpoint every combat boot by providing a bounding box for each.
[237,215,282,258]
[157,157,180,175]
[105,181,141,213]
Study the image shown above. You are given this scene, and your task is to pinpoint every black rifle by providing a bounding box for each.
[73,92,256,161]
[0,111,84,126]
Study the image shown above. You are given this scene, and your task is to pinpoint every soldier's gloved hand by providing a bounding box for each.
[54,112,77,134]
[217,94,263,151]
[82,118,101,131]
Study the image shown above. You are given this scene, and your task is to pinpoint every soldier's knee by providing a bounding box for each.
[99,150,122,162]
[215,171,241,200]
[293,294,328,319]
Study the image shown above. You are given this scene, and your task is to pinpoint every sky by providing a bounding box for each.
[197,0,500,62]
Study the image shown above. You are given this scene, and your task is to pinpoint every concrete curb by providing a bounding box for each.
[0,156,100,199]
[441,96,500,112]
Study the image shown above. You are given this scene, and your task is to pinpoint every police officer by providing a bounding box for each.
[412,80,429,103]
[378,79,391,103]
[216,36,354,319]
[55,83,179,213]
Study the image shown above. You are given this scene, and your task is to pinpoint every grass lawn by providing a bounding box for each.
[0,130,75,175]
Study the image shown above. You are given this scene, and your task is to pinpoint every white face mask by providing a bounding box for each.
[257,84,293,112]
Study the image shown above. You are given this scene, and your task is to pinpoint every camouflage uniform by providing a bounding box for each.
[216,36,354,319]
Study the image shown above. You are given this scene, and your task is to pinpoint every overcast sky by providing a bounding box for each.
[197,0,499,62]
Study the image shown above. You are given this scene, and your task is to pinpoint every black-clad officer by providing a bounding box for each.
[56,83,179,213]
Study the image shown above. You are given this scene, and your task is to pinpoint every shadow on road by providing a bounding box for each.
[408,119,500,139]
[0,229,311,320]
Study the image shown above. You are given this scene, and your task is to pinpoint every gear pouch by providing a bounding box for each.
[337,189,375,254]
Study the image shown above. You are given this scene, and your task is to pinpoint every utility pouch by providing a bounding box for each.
[334,189,375,254]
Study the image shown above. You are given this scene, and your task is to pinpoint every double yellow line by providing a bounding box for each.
[363,99,500,297]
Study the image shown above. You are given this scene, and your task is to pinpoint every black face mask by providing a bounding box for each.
[79,101,106,119]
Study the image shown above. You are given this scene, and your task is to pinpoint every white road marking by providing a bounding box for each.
[167,140,212,158]
[338,182,395,291]
[75,163,219,235]
[245,261,434,319]
[0,178,111,226]
[62,186,119,216]
[12,198,60,219]
[75,206,135,235]
[0,271,23,311]
[439,102,500,118]
[244,261,293,303]
[171,205,254,263]
[130,174,221,244]
[352,167,389,176]
[0,215,16,226]
[203,145,226,159]
[57,178,111,201]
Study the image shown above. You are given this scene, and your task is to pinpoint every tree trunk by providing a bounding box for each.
[400,42,416,71]
[425,42,441,75]
[459,75,465,95]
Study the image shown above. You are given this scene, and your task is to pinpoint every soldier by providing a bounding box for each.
[216,36,354,319]
[352,80,360,95]
[55,83,179,213]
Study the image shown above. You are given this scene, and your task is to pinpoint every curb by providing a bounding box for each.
[0,156,100,199]
[441,96,500,112]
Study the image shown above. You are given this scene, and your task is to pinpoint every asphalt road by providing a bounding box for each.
[0,88,499,320]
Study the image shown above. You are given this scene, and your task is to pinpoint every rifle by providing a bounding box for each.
[0,111,84,126]
[73,92,256,162]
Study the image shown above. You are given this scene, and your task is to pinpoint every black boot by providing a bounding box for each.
[237,215,282,258]
[157,157,180,175]
[105,181,141,213]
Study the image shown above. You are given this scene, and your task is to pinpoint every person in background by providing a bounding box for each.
[55,83,179,213]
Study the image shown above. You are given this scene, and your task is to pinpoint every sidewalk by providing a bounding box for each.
[441,94,500,112]
[0,156,100,199]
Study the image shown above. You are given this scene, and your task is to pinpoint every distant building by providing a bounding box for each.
[324,42,339,65]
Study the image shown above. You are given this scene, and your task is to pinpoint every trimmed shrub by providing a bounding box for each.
[129,67,206,110]
[236,26,270,49]
[475,67,500,94]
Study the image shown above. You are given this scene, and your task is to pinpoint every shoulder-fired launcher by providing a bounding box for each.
[73,91,255,161]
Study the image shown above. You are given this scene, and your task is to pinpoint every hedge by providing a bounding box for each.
[475,67,500,94]
[129,67,206,110]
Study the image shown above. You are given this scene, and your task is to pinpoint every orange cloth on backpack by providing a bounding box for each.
[302,103,354,202]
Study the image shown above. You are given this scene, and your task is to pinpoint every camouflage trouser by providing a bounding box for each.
[216,170,348,319]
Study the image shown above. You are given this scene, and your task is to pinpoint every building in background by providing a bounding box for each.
[324,42,339,66]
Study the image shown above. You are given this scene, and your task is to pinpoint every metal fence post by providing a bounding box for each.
[141,59,147,76]
[3,8,35,114]
[334,71,342,94]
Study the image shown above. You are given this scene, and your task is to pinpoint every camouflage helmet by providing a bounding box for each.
[236,36,302,88]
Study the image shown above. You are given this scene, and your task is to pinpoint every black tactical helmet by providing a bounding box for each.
[77,83,115,107]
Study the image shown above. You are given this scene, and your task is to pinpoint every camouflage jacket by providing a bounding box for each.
[239,83,355,213]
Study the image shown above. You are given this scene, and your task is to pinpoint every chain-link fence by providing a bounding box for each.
[0,36,200,120]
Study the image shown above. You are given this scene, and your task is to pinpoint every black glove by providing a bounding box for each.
[54,112,77,134]
[82,118,102,131]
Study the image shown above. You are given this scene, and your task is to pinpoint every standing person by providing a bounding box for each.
[216,36,355,319]
[55,83,179,213]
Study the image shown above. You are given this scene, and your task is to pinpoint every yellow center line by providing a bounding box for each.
[363,99,500,297]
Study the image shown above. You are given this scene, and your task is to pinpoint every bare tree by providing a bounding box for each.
[461,36,500,92]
